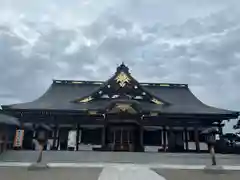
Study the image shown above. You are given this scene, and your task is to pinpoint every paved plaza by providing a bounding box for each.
[0,166,240,180]
[1,151,240,180]
[1,151,240,165]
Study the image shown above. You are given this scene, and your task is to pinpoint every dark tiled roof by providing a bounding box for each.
[1,80,238,117]
[143,85,238,115]
[1,63,239,118]
[0,113,20,126]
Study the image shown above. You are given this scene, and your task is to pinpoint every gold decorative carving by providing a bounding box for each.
[88,111,97,115]
[72,81,83,84]
[79,96,93,103]
[151,98,163,105]
[159,84,170,87]
[113,103,136,113]
[55,80,62,84]
[115,72,131,87]
[116,104,131,111]
[150,112,158,116]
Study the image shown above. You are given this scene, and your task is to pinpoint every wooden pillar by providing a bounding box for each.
[102,125,106,147]
[184,128,189,151]
[5,127,8,150]
[161,129,164,146]
[194,127,200,152]
[140,126,144,151]
[0,126,7,153]
[76,124,80,151]
[102,114,107,148]
[52,125,57,150]
[0,130,2,153]
[168,127,175,152]
[163,126,167,151]
[218,122,223,137]
[56,127,60,150]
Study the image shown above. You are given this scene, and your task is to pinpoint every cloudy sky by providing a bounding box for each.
[0,0,240,132]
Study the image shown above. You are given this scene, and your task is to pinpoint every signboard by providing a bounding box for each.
[68,130,76,149]
[47,139,53,150]
[13,130,24,147]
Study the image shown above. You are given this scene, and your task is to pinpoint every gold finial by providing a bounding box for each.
[115,72,131,87]
[116,62,129,72]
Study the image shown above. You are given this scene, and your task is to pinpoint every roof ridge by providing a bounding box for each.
[53,79,188,87]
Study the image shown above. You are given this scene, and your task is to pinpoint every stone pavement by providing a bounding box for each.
[1,151,240,179]
[0,167,102,180]
[1,166,240,180]
[1,151,240,165]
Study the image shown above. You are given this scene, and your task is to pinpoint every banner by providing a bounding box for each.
[13,130,24,147]
[67,130,76,149]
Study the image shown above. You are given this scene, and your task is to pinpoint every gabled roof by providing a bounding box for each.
[74,63,166,105]
[1,63,239,118]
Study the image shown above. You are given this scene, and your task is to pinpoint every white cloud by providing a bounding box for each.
[0,0,240,132]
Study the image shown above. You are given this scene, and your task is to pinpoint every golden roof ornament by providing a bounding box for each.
[151,98,163,105]
[116,104,130,111]
[79,96,93,103]
[114,103,136,113]
[88,111,97,115]
[115,72,131,87]
[114,62,131,87]
[116,62,129,72]
[150,112,158,116]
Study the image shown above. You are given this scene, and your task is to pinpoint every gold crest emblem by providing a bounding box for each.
[115,72,131,87]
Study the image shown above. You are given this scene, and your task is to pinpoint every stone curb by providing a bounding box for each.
[203,165,229,174]
[0,162,240,171]
[27,163,49,171]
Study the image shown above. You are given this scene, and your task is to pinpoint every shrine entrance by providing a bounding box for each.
[107,124,140,151]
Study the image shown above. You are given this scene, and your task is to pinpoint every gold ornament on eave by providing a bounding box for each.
[151,98,163,105]
[88,111,97,115]
[80,96,93,103]
[114,103,137,114]
[115,72,131,87]
[116,104,131,111]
